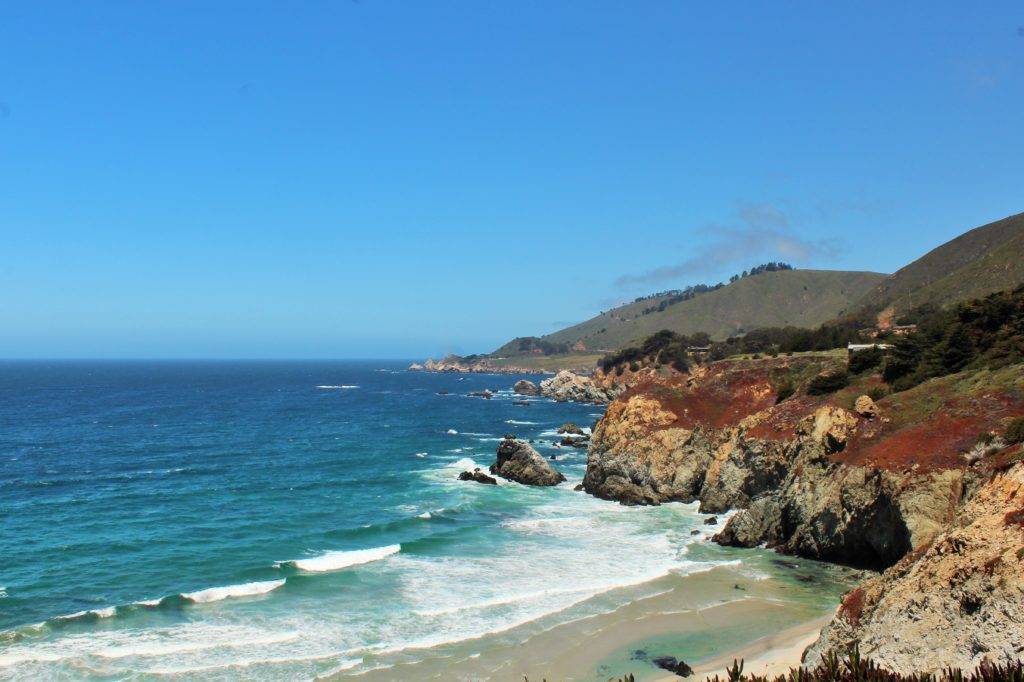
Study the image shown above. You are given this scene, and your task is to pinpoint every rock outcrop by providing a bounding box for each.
[558,422,584,435]
[491,437,566,486]
[539,370,619,404]
[410,356,547,374]
[581,354,1024,673]
[804,462,1024,673]
[854,394,879,418]
[513,380,540,396]
[458,468,498,485]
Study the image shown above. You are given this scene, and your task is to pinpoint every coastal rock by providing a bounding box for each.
[558,422,585,435]
[797,405,859,453]
[513,379,540,396]
[539,370,618,404]
[490,437,566,486]
[804,463,1024,674]
[467,389,493,399]
[458,468,497,485]
[652,656,693,677]
[854,394,878,418]
[415,356,548,375]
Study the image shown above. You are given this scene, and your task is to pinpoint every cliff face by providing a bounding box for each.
[804,460,1024,672]
[583,355,1024,671]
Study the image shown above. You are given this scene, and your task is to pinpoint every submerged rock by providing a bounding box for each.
[652,656,693,677]
[513,379,540,396]
[490,437,566,486]
[458,468,497,485]
[467,389,493,399]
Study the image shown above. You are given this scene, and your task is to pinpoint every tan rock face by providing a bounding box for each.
[539,370,618,404]
[805,463,1024,674]
[799,406,859,452]
[854,395,878,418]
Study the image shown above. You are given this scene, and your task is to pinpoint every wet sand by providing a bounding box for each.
[336,560,854,681]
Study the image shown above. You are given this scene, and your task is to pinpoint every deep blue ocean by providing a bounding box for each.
[0,361,845,680]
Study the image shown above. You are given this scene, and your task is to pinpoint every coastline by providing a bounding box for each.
[335,559,856,681]
[677,616,832,681]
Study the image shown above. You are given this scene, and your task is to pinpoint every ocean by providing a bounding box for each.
[0,361,854,680]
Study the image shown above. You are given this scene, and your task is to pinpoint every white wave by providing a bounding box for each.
[448,457,479,470]
[53,606,117,622]
[181,579,285,604]
[504,420,537,425]
[133,598,163,607]
[446,429,458,434]
[282,545,400,573]
[414,452,428,458]
[316,385,359,389]
[418,512,431,519]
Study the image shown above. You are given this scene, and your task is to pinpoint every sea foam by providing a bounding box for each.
[281,544,400,573]
[181,579,285,604]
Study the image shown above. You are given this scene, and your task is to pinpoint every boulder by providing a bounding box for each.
[703,516,718,525]
[855,394,879,418]
[467,389,493,399]
[490,437,566,486]
[458,468,497,485]
[513,379,540,396]
[652,656,693,677]
[798,405,859,453]
[539,370,617,404]
[557,422,585,435]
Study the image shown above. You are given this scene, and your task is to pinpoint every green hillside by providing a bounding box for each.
[525,269,886,351]
[855,212,1024,319]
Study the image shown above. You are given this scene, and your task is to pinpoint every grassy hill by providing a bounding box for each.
[523,269,886,351]
[854,212,1024,320]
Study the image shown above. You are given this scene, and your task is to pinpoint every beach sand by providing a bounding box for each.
[337,561,853,681]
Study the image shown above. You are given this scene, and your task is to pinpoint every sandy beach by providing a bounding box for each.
[338,559,856,681]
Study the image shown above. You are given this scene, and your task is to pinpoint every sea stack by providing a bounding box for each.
[490,437,565,486]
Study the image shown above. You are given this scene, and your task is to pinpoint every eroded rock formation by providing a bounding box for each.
[491,437,566,486]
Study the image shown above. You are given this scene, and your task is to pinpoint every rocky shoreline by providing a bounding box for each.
[449,356,1022,673]
[578,355,1024,672]
[409,357,549,374]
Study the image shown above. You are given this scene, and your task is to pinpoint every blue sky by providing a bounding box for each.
[1,2,1022,358]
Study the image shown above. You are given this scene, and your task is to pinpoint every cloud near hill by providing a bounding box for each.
[613,202,842,288]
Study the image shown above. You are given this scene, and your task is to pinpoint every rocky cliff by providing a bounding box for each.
[804,458,1024,672]
[582,355,1024,671]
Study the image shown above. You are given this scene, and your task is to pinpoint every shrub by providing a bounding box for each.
[629,361,640,372]
[848,347,885,374]
[807,370,850,395]
[867,385,889,402]
[1006,416,1024,444]
[775,379,795,404]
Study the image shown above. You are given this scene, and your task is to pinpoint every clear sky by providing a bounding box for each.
[1,2,1022,358]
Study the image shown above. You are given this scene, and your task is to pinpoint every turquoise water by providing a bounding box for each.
[0,361,810,680]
